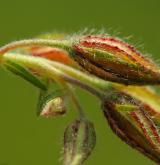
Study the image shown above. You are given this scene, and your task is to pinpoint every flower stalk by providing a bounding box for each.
[2,52,112,98]
[0,39,71,55]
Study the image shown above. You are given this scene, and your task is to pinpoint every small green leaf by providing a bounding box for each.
[4,60,47,90]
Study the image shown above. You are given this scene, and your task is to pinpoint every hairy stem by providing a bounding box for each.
[0,39,72,55]
[67,84,86,118]
[2,53,113,98]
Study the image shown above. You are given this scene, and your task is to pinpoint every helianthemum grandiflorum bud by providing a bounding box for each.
[40,96,66,117]
[63,118,96,165]
[37,90,67,117]
[73,36,160,85]
[101,85,160,163]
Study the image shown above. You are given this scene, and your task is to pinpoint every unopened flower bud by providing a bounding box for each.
[38,90,67,117]
[101,85,160,163]
[63,118,96,165]
[40,96,66,117]
[73,36,160,85]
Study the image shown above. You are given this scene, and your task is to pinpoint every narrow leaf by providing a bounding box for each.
[5,60,47,90]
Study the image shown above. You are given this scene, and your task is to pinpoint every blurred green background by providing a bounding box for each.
[0,0,160,164]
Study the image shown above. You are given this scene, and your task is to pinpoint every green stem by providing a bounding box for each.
[0,39,72,55]
[2,53,113,98]
[55,80,85,118]
[67,84,86,118]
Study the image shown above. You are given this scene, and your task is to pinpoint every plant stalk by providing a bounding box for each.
[2,53,113,99]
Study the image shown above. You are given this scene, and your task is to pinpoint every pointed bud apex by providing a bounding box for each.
[63,118,96,165]
[73,36,160,85]
[37,90,67,117]
[101,86,160,163]
[40,96,66,117]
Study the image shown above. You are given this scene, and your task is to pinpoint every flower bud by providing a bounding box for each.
[63,118,96,165]
[40,96,66,117]
[101,85,160,163]
[38,90,67,117]
[73,36,160,85]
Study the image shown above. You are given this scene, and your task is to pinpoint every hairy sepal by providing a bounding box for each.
[102,87,160,163]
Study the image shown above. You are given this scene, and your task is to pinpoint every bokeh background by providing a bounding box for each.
[0,0,160,164]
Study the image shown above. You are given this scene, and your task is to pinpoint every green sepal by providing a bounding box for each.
[115,104,139,125]
[4,60,47,90]
[116,104,136,112]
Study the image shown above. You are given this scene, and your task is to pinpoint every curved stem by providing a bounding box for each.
[56,80,85,118]
[47,60,112,92]
[67,84,86,118]
[0,39,72,55]
[2,53,113,99]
